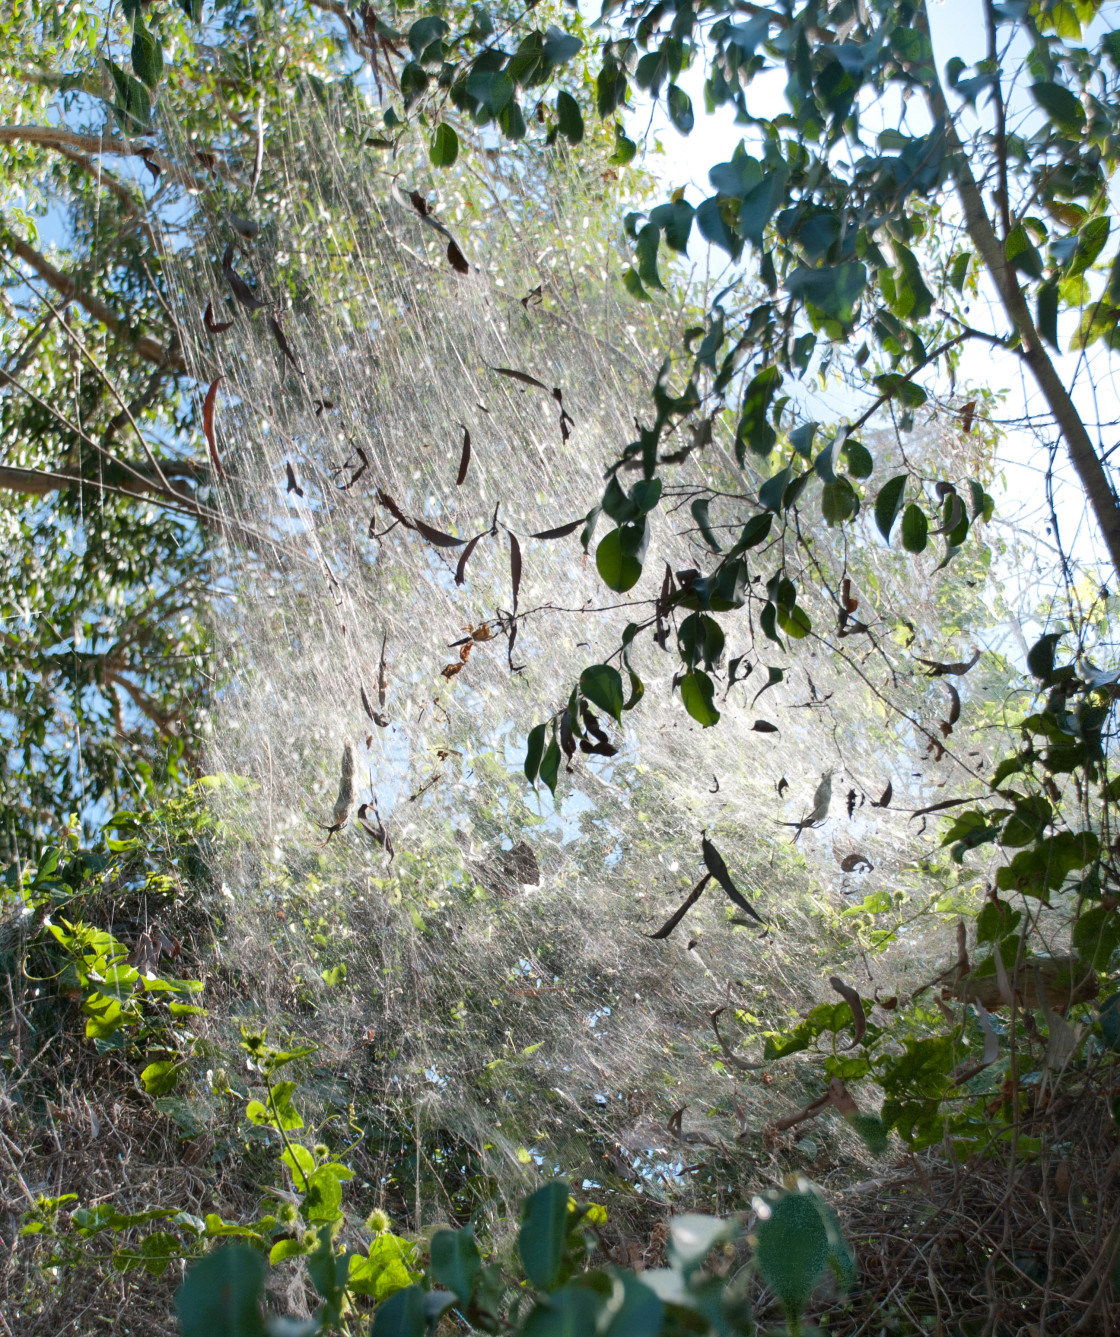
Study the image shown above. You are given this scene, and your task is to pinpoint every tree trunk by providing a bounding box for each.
[917,5,1120,580]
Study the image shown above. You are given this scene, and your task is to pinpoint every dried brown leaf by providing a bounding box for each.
[203,376,225,479]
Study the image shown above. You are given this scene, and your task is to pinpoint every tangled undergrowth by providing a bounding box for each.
[2,752,1118,1336]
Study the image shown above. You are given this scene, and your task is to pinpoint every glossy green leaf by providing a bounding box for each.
[596,525,645,592]
[680,671,720,726]
[430,1226,481,1304]
[556,91,583,145]
[580,665,625,721]
[176,1246,267,1337]
[518,1180,570,1292]
[785,261,867,325]
[130,21,163,89]
[874,475,907,542]
[429,123,459,167]
[371,1284,426,1337]
[524,723,546,784]
[755,1192,829,1320]
[539,738,561,796]
[1031,80,1085,132]
[900,503,928,553]
[666,83,694,134]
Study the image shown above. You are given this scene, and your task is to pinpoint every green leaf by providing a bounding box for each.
[1038,280,1059,349]
[1027,631,1064,681]
[429,123,459,167]
[666,83,694,134]
[518,1180,570,1292]
[622,268,650,301]
[730,512,773,553]
[888,243,934,320]
[1072,905,1120,970]
[408,17,449,57]
[524,724,546,784]
[303,1167,343,1223]
[176,1246,267,1337]
[636,224,664,291]
[842,440,873,478]
[695,196,741,259]
[430,1226,481,1304]
[821,478,859,525]
[140,1059,184,1095]
[1031,81,1085,132]
[738,365,782,458]
[680,670,720,727]
[949,251,971,292]
[874,475,907,542]
[521,1285,604,1336]
[759,466,792,513]
[539,738,561,796]
[103,58,151,130]
[608,123,637,165]
[785,261,867,325]
[269,1238,308,1265]
[542,25,582,68]
[600,1271,663,1335]
[789,422,817,459]
[596,525,645,592]
[754,1192,830,1321]
[847,1112,889,1155]
[690,498,722,552]
[556,91,583,145]
[131,20,163,89]
[371,1284,426,1337]
[580,665,625,721]
[900,504,928,553]
[1006,223,1044,279]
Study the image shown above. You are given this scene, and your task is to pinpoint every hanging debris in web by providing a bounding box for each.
[222,242,266,311]
[317,739,355,843]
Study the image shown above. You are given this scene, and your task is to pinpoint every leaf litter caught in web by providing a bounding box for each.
[839,852,872,873]
[829,976,867,1048]
[492,366,549,391]
[530,517,585,540]
[203,299,233,334]
[510,533,522,614]
[454,533,483,585]
[356,803,394,862]
[871,780,892,808]
[647,872,711,939]
[446,239,469,274]
[701,833,765,925]
[221,243,265,311]
[456,425,471,485]
[202,376,225,479]
[375,488,415,530]
[285,462,303,497]
[269,314,302,374]
[414,518,465,548]
[916,648,981,676]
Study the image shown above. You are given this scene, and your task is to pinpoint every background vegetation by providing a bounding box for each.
[2,1,1120,1334]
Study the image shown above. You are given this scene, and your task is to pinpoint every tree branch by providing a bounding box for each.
[4,235,186,372]
[0,461,199,500]
[916,2,1120,579]
[0,124,203,189]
